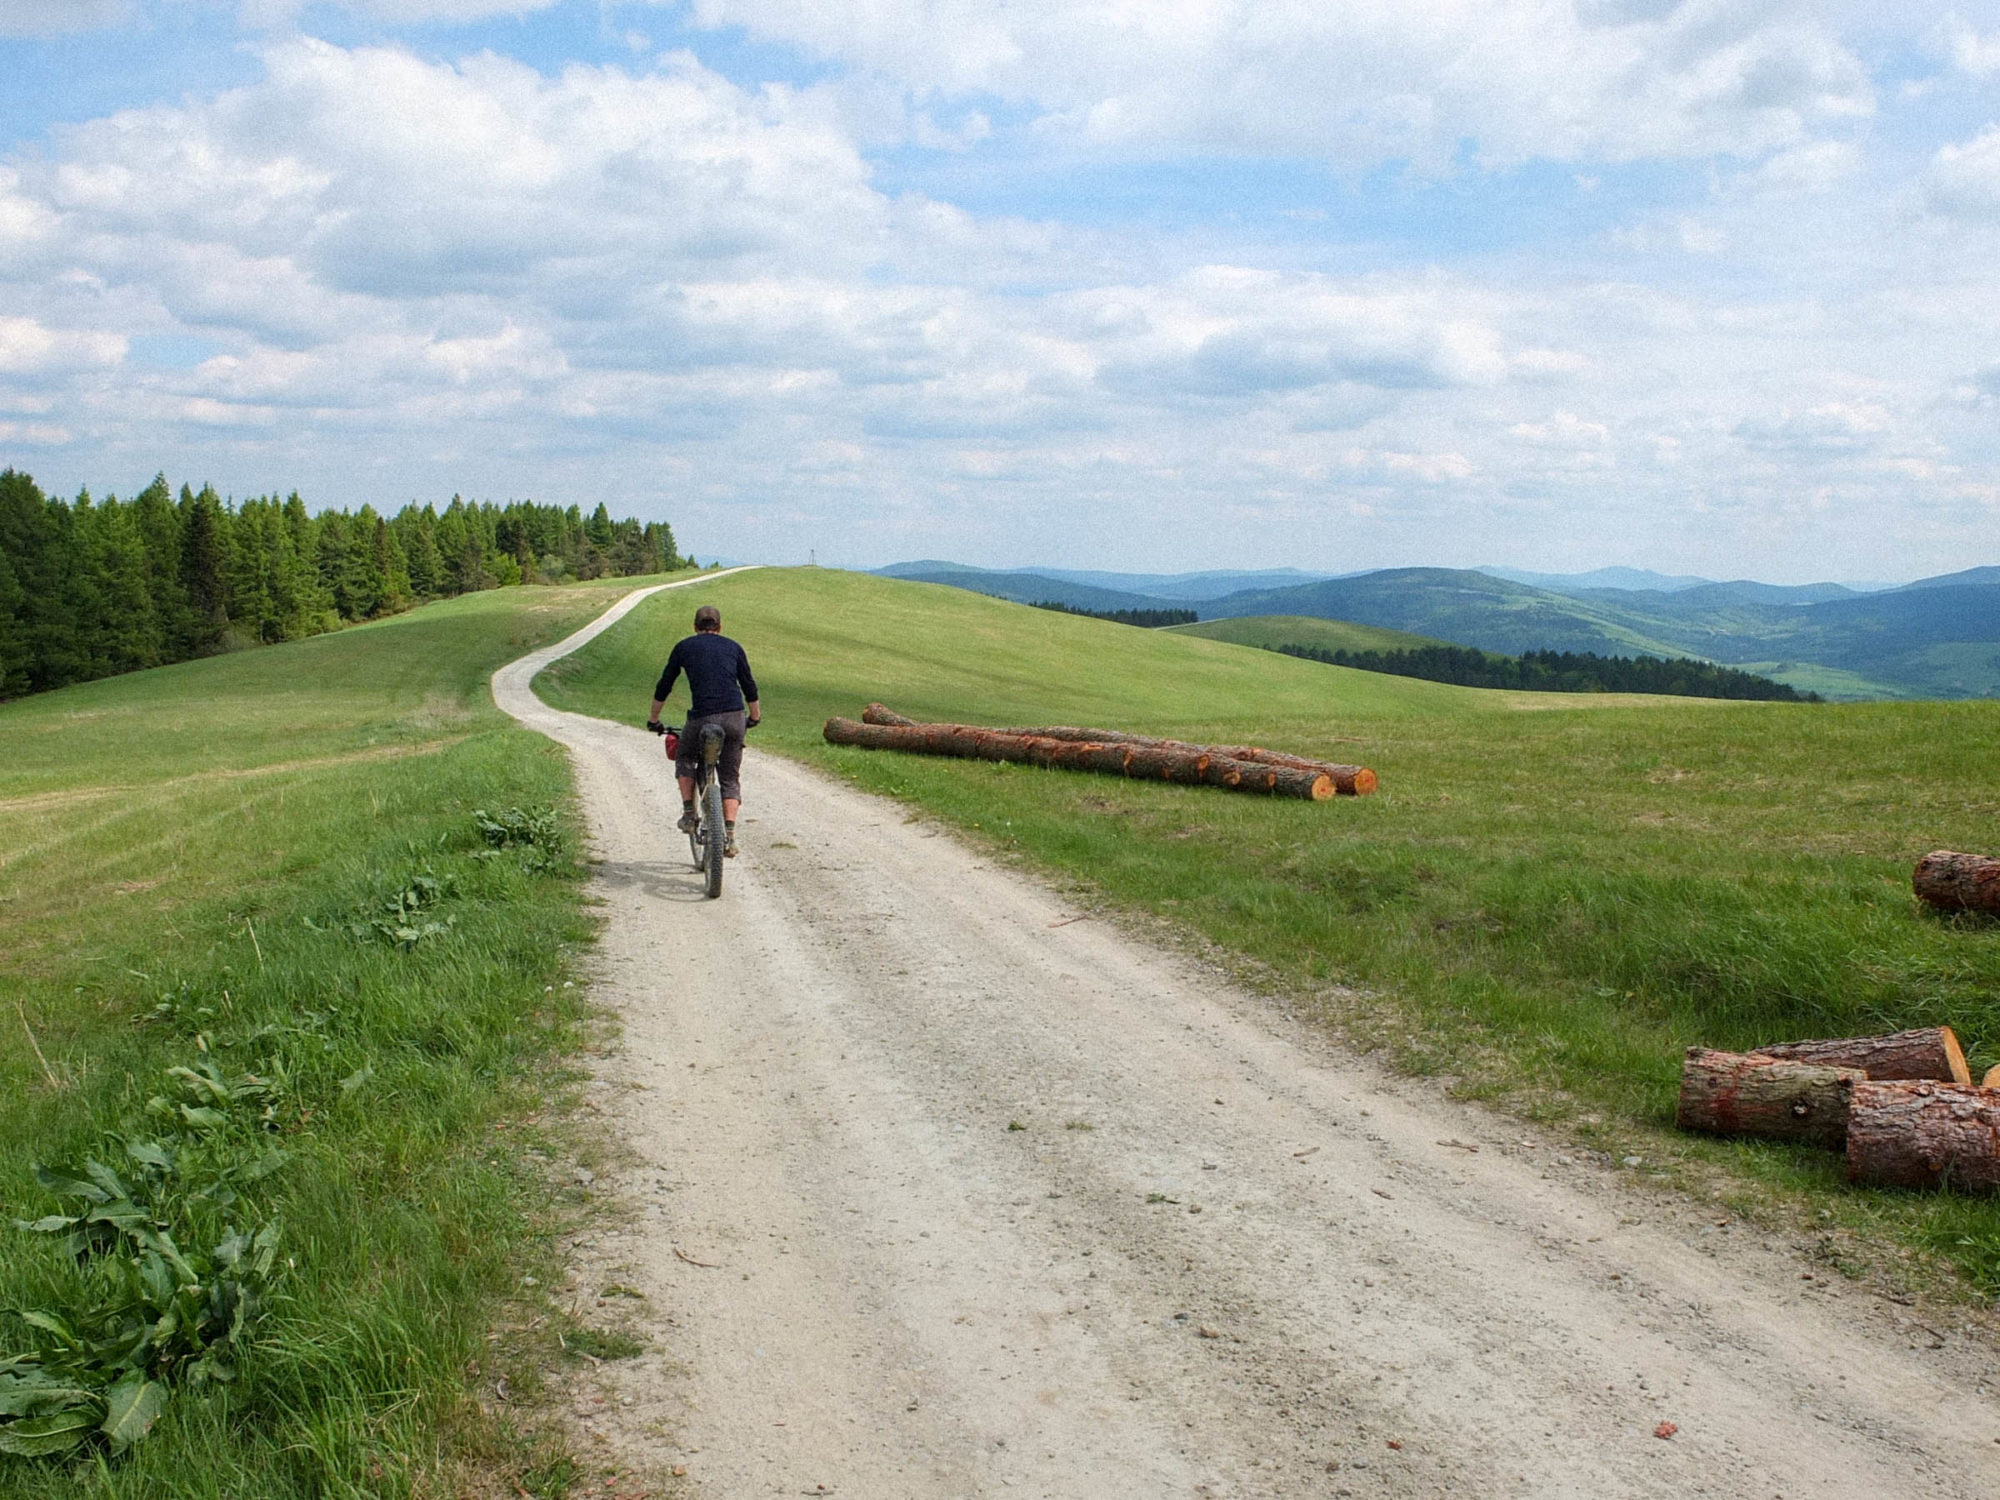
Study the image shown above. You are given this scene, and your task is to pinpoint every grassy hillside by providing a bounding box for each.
[877,565,1181,615]
[1169,613,1449,654]
[0,577,679,1495]
[542,566,2000,1293]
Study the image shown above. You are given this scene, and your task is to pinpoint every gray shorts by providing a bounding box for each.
[676,710,747,802]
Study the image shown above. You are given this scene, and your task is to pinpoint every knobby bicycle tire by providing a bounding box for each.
[687,771,708,871]
[702,776,726,898]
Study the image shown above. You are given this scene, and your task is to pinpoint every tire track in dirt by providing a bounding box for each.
[496,582,1999,1500]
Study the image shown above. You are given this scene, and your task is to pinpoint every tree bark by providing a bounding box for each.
[858,705,1376,795]
[1752,1027,1969,1085]
[1913,851,2000,916]
[1676,1049,1862,1149]
[1845,1080,2000,1193]
[824,718,1334,800]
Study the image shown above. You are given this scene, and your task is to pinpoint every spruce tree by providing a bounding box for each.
[370,511,412,614]
[400,505,444,597]
[132,475,185,658]
[85,494,161,671]
[0,469,47,695]
[178,485,230,654]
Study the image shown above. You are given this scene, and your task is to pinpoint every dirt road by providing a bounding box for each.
[495,584,1999,1499]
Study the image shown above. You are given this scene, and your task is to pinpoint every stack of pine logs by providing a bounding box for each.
[823,704,1376,801]
[1679,1028,2000,1193]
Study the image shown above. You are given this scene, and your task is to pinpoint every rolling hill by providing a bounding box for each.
[1170,614,1451,655]
[877,560,2000,700]
[873,563,1179,615]
[876,560,1343,602]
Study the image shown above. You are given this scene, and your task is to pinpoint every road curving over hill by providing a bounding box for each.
[495,581,2000,1500]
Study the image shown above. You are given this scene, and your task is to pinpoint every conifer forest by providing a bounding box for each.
[0,469,682,699]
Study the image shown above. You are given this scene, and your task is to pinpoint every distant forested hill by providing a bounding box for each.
[1277,642,1816,701]
[1194,567,2000,700]
[874,559,2000,700]
[0,468,680,699]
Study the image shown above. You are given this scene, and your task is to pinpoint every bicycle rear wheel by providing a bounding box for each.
[702,776,725,898]
[687,773,707,870]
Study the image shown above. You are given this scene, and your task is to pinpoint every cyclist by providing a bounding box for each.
[647,604,761,857]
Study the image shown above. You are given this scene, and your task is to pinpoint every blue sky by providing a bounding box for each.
[3,1,1998,581]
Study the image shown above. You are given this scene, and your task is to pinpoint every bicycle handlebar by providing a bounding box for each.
[647,714,760,732]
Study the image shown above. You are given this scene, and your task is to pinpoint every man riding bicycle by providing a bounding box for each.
[647,604,761,858]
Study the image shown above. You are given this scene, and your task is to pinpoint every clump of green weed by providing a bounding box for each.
[0,1059,288,1460]
[472,806,569,873]
[340,869,457,950]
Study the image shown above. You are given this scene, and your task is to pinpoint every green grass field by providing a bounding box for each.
[1736,659,1906,702]
[542,566,2000,1296]
[1169,612,1450,654]
[0,577,685,1496]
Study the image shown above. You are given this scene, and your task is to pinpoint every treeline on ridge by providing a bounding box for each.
[1277,641,1820,701]
[1032,600,1199,628]
[0,468,682,700]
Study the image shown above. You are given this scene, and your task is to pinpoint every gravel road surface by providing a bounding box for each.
[494,583,1999,1499]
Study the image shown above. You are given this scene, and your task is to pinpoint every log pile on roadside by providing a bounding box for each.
[1673,848,2000,1194]
[822,703,1377,802]
[1677,1026,2000,1194]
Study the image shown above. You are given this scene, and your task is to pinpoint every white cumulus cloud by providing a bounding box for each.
[688,0,1872,167]
[1924,126,2000,218]
[0,315,125,373]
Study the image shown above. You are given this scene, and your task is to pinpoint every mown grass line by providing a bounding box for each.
[539,566,2000,1298]
[0,577,685,1496]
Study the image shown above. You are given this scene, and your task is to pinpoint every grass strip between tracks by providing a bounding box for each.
[0,577,690,1497]
[538,566,2000,1304]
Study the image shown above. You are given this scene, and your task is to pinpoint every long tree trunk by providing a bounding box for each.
[1752,1027,1969,1085]
[1845,1080,2000,1193]
[825,718,1335,800]
[858,704,1376,795]
[1676,1049,1862,1149]
[1913,850,2000,917]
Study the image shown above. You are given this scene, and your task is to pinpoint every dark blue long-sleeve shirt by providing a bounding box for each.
[655,632,758,716]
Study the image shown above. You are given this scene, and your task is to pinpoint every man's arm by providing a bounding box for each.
[648,645,683,725]
[737,645,760,724]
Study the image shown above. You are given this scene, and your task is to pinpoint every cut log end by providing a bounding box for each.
[1984,1063,2000,1090]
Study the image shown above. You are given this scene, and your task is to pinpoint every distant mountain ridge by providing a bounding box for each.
[872,559,2000,701]
[876,561,1346,602]
[1478,565,1716,594]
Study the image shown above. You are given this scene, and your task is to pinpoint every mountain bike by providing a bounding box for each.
[653,717,754,899]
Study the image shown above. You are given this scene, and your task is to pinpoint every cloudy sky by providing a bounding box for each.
[4,2,1998,580]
